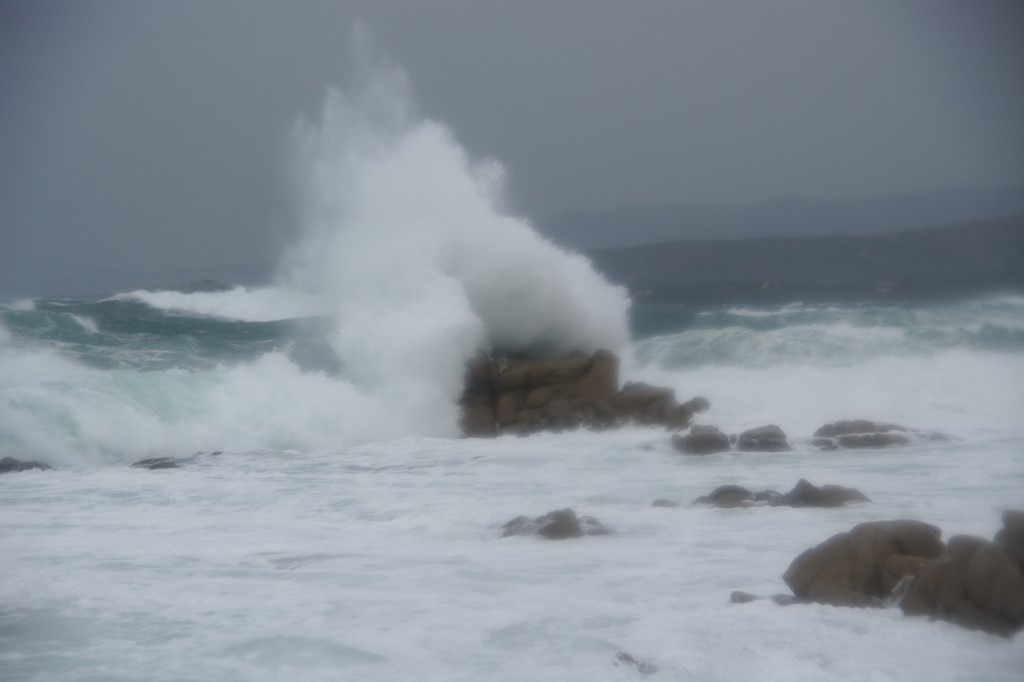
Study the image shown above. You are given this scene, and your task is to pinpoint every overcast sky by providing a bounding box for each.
[2,1,1023,294]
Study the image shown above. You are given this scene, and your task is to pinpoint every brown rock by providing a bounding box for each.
[672,425,731,455]
[902,533,1024,637]
[995,510,1024,567]
[780,479,870,508]
[736,424,790,452]
[783,520,946,607]
[501,509,613,540]
[837,433,910,448]
[460,404,496,437]
[462,349,700,436]
[814,420,908,438]
[882,554,929,593]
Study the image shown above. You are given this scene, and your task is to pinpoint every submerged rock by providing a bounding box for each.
[692,479,868,509]
[614,652,658,676]
[729,591,803,606]
[672,425,731,455]
[501,509,613,540]
[0,456,53,474]
[131,457,183,470]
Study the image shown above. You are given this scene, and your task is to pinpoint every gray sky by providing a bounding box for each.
[2,0,1023,294]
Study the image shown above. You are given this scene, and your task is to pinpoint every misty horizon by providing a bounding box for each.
[2,1,1023,296]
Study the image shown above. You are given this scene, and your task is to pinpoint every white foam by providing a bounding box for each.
[274,40,628,426]
[69,314,100,333]
[113,287,329,322]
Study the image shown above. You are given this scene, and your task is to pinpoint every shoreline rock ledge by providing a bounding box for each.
[460,349,707,437]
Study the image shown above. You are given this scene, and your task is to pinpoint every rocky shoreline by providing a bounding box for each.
[3,347,1020,642]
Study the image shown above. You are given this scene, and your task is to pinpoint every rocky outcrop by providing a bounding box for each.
[811,420,910,449]
[783,520,946,607]
[671,425,730,455]
[781,479,870,507]
[501,509,613,539]
[692,479,868,508]
[736,424,790,452]
[900,511,1024,637]
[460,350,707,437]
[0,456,53,474]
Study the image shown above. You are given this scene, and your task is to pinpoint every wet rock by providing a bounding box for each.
[735,424,790,452]
[694,484,766,508]
[812,420,911,449]
[730,591,803,606]
[693,479,866,509]
[0,456,53,474]
[614,652,658,676]
[814,420,908,438]
[995,510,1024,566]
[651,499,680,508]
[901,514,1024,637]
[783,519,946,607]
[672,425,731,455]
[460,349,706,437]
[131,457,183,470]
[501,509,613,540]
[780,478,870,508]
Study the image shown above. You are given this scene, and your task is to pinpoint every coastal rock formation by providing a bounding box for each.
[0,456,53,474]
[811,420,910,449]
[692,479,868,508]
[671,425,730,455]
[782,520,946,607]
[781,479,870,508]
[460,349,707,437]
[735,424,790,452]
[741,513,1024,638]
[501,509,613,539]
[900,511,1024,637]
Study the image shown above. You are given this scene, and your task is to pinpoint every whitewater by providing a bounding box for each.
[3,45,1024,681]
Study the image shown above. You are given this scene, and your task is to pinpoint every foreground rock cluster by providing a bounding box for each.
[734,512,1024,638]
[460,349,707,437]
[691,479,870,508]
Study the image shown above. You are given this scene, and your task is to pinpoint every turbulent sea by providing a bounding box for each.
[2,291,1023,681]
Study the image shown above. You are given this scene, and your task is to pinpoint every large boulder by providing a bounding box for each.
[783,520,946,607]
[672,425,731,455]
[460,349,705,436]
[901,512,1024,637]
[501,509,613,540]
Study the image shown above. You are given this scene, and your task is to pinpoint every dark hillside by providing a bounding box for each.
[587,215,1024,303]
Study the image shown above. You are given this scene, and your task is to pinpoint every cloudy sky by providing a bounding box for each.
[2,0,1023,294]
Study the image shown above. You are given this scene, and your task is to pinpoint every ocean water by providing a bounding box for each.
[3,41,1023,681]
[2,292,1023,681]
